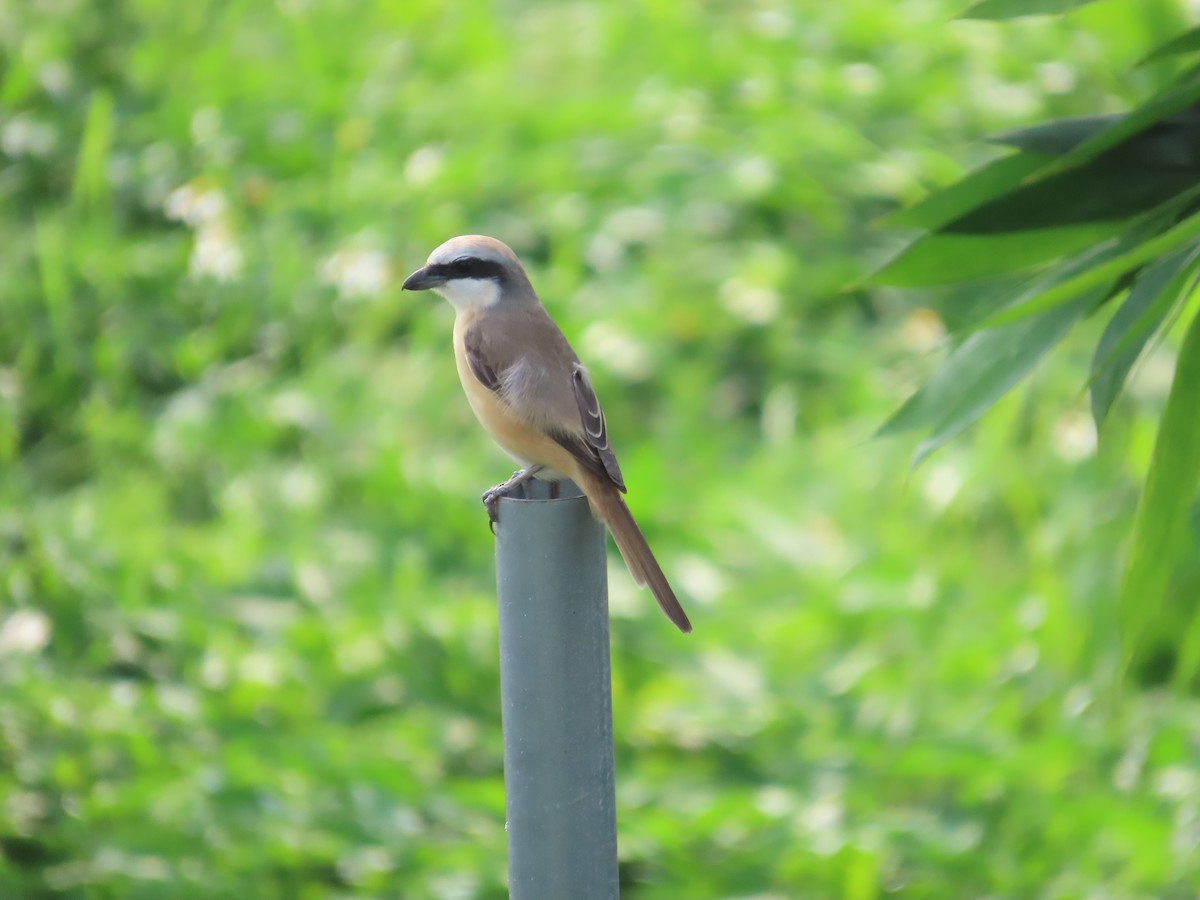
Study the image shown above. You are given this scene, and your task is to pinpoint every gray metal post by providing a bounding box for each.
[494,479,619,900]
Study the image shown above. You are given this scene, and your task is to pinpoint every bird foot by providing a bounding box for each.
[481,465,544,533]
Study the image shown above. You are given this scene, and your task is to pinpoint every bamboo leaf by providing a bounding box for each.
[1119,307,1200,673]
[880,290,1098,465]
[885,152,1047,230]
[870,222,1123,286]
[1172,504,1200,688]
[1032,75,1200,178]
[947,157,1200,233]
[990,115,1118,154]
[1138,26,1200,67]
[996,115,1200,170]
[959,0,1097,19]
[978,211,1200,327]
[1090,245,1200,428]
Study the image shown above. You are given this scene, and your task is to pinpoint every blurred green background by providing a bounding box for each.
[3,0,1200,897]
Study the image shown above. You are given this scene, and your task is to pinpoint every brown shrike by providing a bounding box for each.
[402,235,692,633]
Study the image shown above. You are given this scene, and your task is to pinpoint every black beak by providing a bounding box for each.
[402,266,443,292]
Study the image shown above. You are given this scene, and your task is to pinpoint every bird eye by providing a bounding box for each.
[440,255,502,281]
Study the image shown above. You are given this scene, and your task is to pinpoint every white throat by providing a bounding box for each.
[432,278,501,312]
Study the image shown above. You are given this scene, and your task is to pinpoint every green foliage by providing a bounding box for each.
[960,0,1101,20]
[879,288,1096,465]
[1139,25,1200,65]
[1119,305,1200,668]
[1090,245,1200,426]
[2,0,1200,897]
[876,6,1200,680]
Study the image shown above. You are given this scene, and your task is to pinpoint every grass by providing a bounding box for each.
[1,0,1198,896]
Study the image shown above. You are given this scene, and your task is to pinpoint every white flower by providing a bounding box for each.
[584,232,623,272]
[38,61,72,97]
[719,276,781,324]
[921,460,964,510]
[899,308,947,353]
[751,8,792,38]
[580,322,653,380]
[603,206,664,244]
[164,183,227,227]
[279,465,325,510]
[1052,411,1096,462]
[1036,62,1076,95]
[0,609,51,656]
[190,107,221,144]
[164,181,244,282]
[1,116,56,157]
[404,146,443,186]
[841,62,882,96]
[731,156,777,196]
[189,223,243,282]
[319,248,391,299]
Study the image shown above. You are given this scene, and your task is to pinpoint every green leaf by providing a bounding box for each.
[73,90,115,211]
[1032,74,1200,178]
[1090,245,1200,428]
[870,222,1123,286]
[1119,307,1200,673]
[978,210,1200,327]
[989,115,1118,154]
[1173,505,1200,688]
[959,0,1098,19]
[880,290,1098,465]
[1138,26,1200,67]
[35,213,78,366]
[885,152,1049,230]
[947,156,1200,233]
[993,111,1200,167]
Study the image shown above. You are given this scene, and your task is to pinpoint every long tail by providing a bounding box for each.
[581,474,692,633]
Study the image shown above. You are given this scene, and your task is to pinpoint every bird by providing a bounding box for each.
[402,235,692,633]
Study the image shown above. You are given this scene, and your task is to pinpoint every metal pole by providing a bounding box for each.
[494,478,619,900]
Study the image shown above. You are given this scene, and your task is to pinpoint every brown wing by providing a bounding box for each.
[566,362,626,492]
[463,325,502,393]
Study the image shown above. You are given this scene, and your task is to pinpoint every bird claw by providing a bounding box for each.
[482,486,503,533]
[481,469,527,534]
